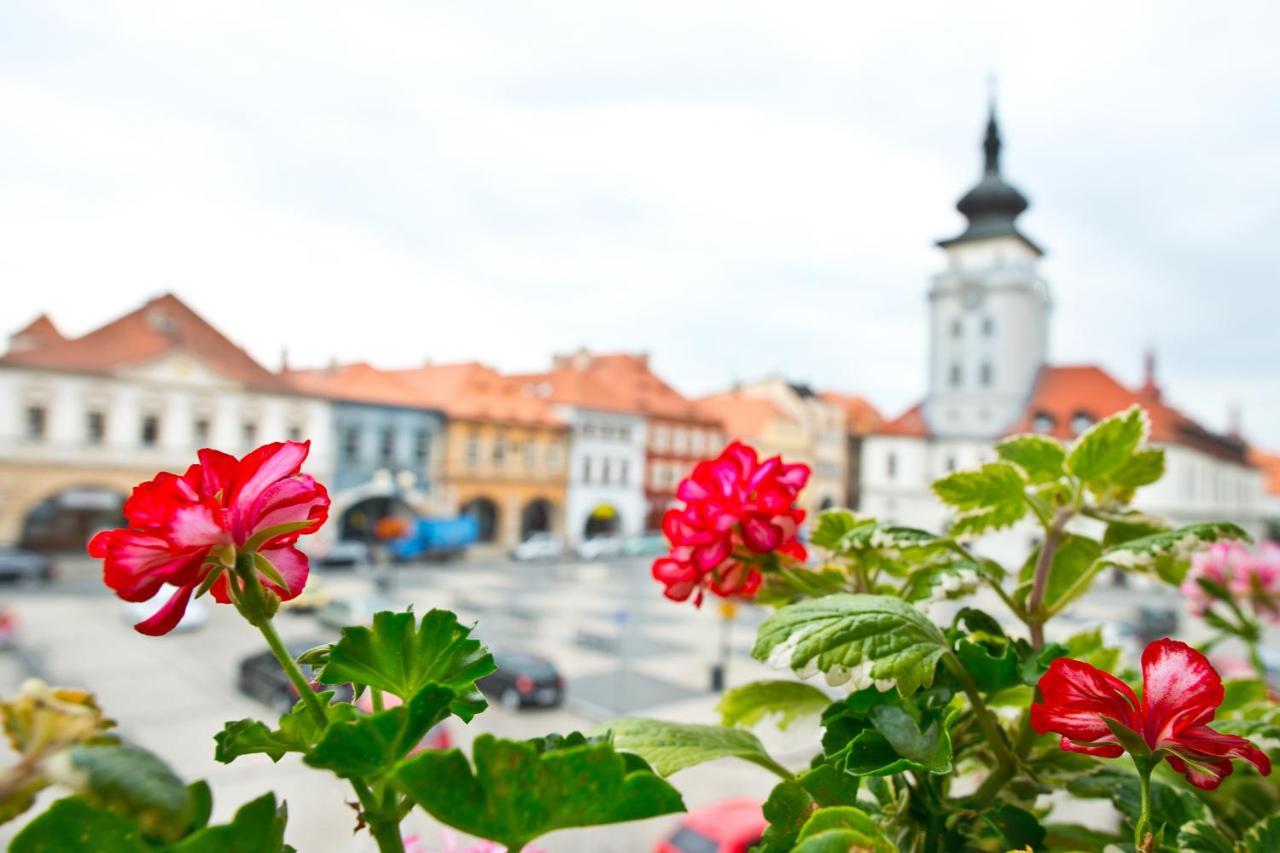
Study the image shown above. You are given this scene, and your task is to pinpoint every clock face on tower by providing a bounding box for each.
[960,279,986,311]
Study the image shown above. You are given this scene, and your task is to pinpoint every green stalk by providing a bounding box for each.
[1026,508,1072,649]
[1133,758,1155,853]
[255,614,328,729]
[942,652,1015,794]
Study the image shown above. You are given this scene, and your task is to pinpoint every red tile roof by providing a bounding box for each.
[1247,448,1280,497]
[282,362,427,409]
[8,314,65,350]
[1,294,288,392]
[695,392,793,439]
[390,362,564,428]
[875,402,929,437]
[821,392,884,434]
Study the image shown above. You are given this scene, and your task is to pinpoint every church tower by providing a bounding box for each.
[923,101,1050,439]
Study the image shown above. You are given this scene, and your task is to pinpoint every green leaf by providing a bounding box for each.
[1018,533,1103,614]
[599,718,791,779]
[794,806,894,852]
[758,769,865,853]
[1242,814,1280,853]
[753,594,949,695]
[394,733,684,851]
[901,561,982,603]
[956,638,1021,693]
[64,743,191,842]
[718,680,833,731]
[1110,447,1166,488]
[1068,766,1206,838]
[1067,405,1148,481]
[932,462,1027,535]
[810,509,860,550]
[1176,821,1236,853]
[997,434,1067,483]
[820,687,954,777]
[1101,511,1171,549]
[317,609,495,719]
[9,797,148,853]
[756,565,852,607]
[1044,822,1123,851]
[1098,522,1251,586]
[978,802,1047,851]
[185,781,213,833]
[306,684,453,779]
[215,692,357,764]
[860,704,952,774]
[169,793,289,853]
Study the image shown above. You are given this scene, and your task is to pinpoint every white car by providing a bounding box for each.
[577,536,624,561]
[511,533,565,561]
[125,584,208,633]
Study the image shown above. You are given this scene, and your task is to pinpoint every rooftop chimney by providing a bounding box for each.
[1138,349,1162,401]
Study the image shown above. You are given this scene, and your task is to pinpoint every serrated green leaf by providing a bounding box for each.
[753,594,949,695]
[862,704,952,774]
[9,797,148,852]
[810,509,860,550]
[1068,766,1206,839]
[901,561,981,603]
[599,718,792,778]
[957,638,1021,693]
[317,609,494,719]
[997,434,1067,483]
[306,684,453,779]
[756,565,852,607]
[1110,447,1166,488]
[718,680,833,731]
[932,462,1027,535]
[169,793,289,853]
[978,802,1047,851]
[1067,405,1148,481]
[795,806,893,852]
[1098,522,1251,586]
[759,779,816,852]
[1242,813,1280,852]
[65,743,191,842]
[215,692,357,764]
[1101,511,1170,549]
[394,733,684,851]
[1176,821,1236,853]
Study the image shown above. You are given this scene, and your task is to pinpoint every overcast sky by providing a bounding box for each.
[2,2,1278,446]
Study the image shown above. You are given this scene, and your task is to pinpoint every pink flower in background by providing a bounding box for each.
[653,441,810,605]
[428,829,546,853]
[1181,540,1280,623]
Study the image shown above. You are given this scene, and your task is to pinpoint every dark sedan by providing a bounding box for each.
[478,652,565,709]
[0,546,54,583]
[237,641,352,714]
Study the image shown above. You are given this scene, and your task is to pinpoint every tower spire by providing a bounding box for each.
[983,99,1002,175]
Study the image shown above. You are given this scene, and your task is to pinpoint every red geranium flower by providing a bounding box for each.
[89,441,329,636]
[1031,637,1271,790]
[652,441,810,605]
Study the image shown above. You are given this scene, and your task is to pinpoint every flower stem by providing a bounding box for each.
[942,651,1015,800]
[1133,758,1155,853]
[255,615,329,729]
[1247,640,1266,683]
[368,815,406,853]
[1027,508,1072,649]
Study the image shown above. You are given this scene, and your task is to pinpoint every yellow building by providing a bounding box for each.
[391,363,569,548]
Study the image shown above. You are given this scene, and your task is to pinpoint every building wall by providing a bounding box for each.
[644,416,725,530]
[559,406,647,545]
[0,362,333,546]
[438,417,569,547]
[329,402,445,519]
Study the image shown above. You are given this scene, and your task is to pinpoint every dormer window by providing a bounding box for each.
[1031,412,1055,434]
[1070,412,1095,436]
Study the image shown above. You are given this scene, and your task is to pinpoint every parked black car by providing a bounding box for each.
[478,652,564,709]
[0,546,55,583]
[237,640,351,713]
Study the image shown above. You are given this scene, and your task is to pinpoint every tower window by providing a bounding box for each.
[949,363,962,388]
[886,452,897,480]
[26,406,47,440]
[979,363,993,387]
[950,319,963,339]
[981,316,995,337]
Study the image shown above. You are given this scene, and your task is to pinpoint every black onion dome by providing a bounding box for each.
[938,104,1043,255]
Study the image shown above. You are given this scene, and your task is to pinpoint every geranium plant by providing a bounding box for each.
[1,409,1277,852]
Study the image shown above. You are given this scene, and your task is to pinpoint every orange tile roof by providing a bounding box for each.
[821,392,884,434]
[1,293,288,392]
[282,362,428,409]
[875,402,929,437]
[1010,365,1249,463]
[390,362,565,428]
[9,313,65,350]
[1247,448,1280,497]
[694,392,793,440]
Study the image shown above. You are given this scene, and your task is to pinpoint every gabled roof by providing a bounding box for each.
[695,392,793,439]
[282,362,428,409]
[390,362,564,428]
[8,314,65,351]
[821,392,884,435]
[1248,448,1280,497]
[1009,365,1249,463]
[875,402,929,437]
[1,294,288,391]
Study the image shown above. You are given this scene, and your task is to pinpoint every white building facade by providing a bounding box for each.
[558,405,647,546]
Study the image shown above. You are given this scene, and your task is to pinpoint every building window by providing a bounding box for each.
[86,411,106,445]
[466,430,480,466]
[689,429,705,454]
[671,429,687,452]
[619,459,629,486]
[1031,412,1055,434]
[945,455,956,473]
[951,318,963,338]
[886,452,897,480]
[379,427,395,465]
[652,425,670,450]
[193,418,212,446]
[241,420,257,448]
[342,427,360,462]
[141,414,161,448]
[618,427,631,443]
[979,362,993,387]
[582,456,592,483]
[547,440,562,469]
[286,423,303,442]
[415,429,431,465]
[25,406,47,441]
[1070,412,1095,437]
[492,431,506,466]
[949,363,962,388]
[582,422,597,438]
[602,459,612,485]
[523,439,536,468]
[981,316,994,337]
